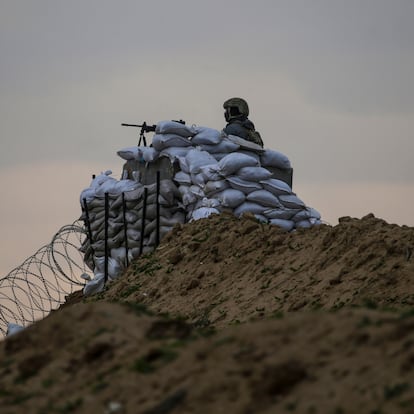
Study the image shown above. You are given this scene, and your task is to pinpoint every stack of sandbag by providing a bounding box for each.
[79,169,184,295]
[115,120,321,229]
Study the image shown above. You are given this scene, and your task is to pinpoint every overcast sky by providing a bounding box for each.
[1,0,413,275]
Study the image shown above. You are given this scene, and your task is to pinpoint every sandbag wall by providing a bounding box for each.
[79,170,184,295]
[79,120,321,295]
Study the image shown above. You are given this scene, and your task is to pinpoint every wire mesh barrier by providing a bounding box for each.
[0,222,88,337]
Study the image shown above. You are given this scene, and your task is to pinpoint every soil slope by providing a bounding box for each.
[1,212,414,414]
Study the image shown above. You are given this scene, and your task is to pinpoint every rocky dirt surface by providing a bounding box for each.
[1,212,414,414]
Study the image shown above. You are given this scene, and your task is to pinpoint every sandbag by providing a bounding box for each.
[226,176,262,194]
[152,133,192,151]
[186,148,217,174]
[160,146,191,160]
[278,194,306,209]
[199,165,221,182]
[178,185,197,206]
[155,120,196,137]
[190,207,220,221]
[215,188,246,208]
[197,137,240,154]
[260,178,293,196]
[117,146,140,161]
[217,152,259,176]
[226,134,265,153]
[174,171,192,185]
[246,190,283,208]
[263,208,299,220]
[204,180,229,195]
[236,166,273,182]
[268,218,295,232]
[260,149,291,169]
[191,126,222,145]
[234,201,268,217]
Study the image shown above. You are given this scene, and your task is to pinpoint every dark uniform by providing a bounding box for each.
[223,97,264,147]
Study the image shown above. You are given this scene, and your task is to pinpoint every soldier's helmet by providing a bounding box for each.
[223,97,249,122]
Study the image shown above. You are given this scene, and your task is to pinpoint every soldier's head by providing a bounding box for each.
[223,97,249,122]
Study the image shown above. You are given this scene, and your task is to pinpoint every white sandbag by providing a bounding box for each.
[246,190,283,208]
[238,150,261,163]
[83,272,105,296]
[296,219,312,229]
[236,166,273,182]
[122,186,145,201]
[6,323,25,336]
[117,146,159,162]
[110,193,124,210]
[142,147,159,162]
[108,258,123,280]
[263,208,299,220]
[89,170,113,188]
[260,149,291,169]
[174,171,192,185]
[125,210,140,224]
[112,179,141,196]
[191,207,220,221]
[211,153,231,161]
[117,146,140,161]
[278,194,306,209]
[145,204,174,220]
[192,126,222,145]
[191,172,207,187]
[128,248,141,261]
[291,208,321,222]
[177,156,190,173]
[204,180,229,195]
[127,228,143,241]
[110,247,128,263]
[190,184,206,198]
[146,179,180,205]
[186,148,217,174]
[234,201,268,217]
[215,188,246,208]
[269,218,295,232]
[155,120,196,137]
[80,187,96,203]
[85,197,105,210]
[199,164,221,182]
[217,152,259,176]
[95,178,119,197]
[254,214,268,223]
[197,137,240,154]
[160,146,191,160]
[226,176,262,194]
[260,178,293,196]
[200,197,221,208]
[179,185,197,205]
[226,134,265,153]
[108,222,124,238]
[152,133,192,151]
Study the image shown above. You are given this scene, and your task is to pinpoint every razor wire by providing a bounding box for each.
[0,221,89,337]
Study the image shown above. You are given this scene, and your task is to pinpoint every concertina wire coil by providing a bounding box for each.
[0,221,88,337]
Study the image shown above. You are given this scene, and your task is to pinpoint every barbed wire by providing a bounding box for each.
[0,221,89,337]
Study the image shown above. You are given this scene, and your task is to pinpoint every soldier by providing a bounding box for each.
[223,97,264,147]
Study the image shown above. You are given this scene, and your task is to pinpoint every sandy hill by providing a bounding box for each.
[1,212,414,414]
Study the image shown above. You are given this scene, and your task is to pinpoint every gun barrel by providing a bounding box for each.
[121,123,142,127]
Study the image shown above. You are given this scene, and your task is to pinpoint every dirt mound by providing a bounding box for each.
[1,213,414,413]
